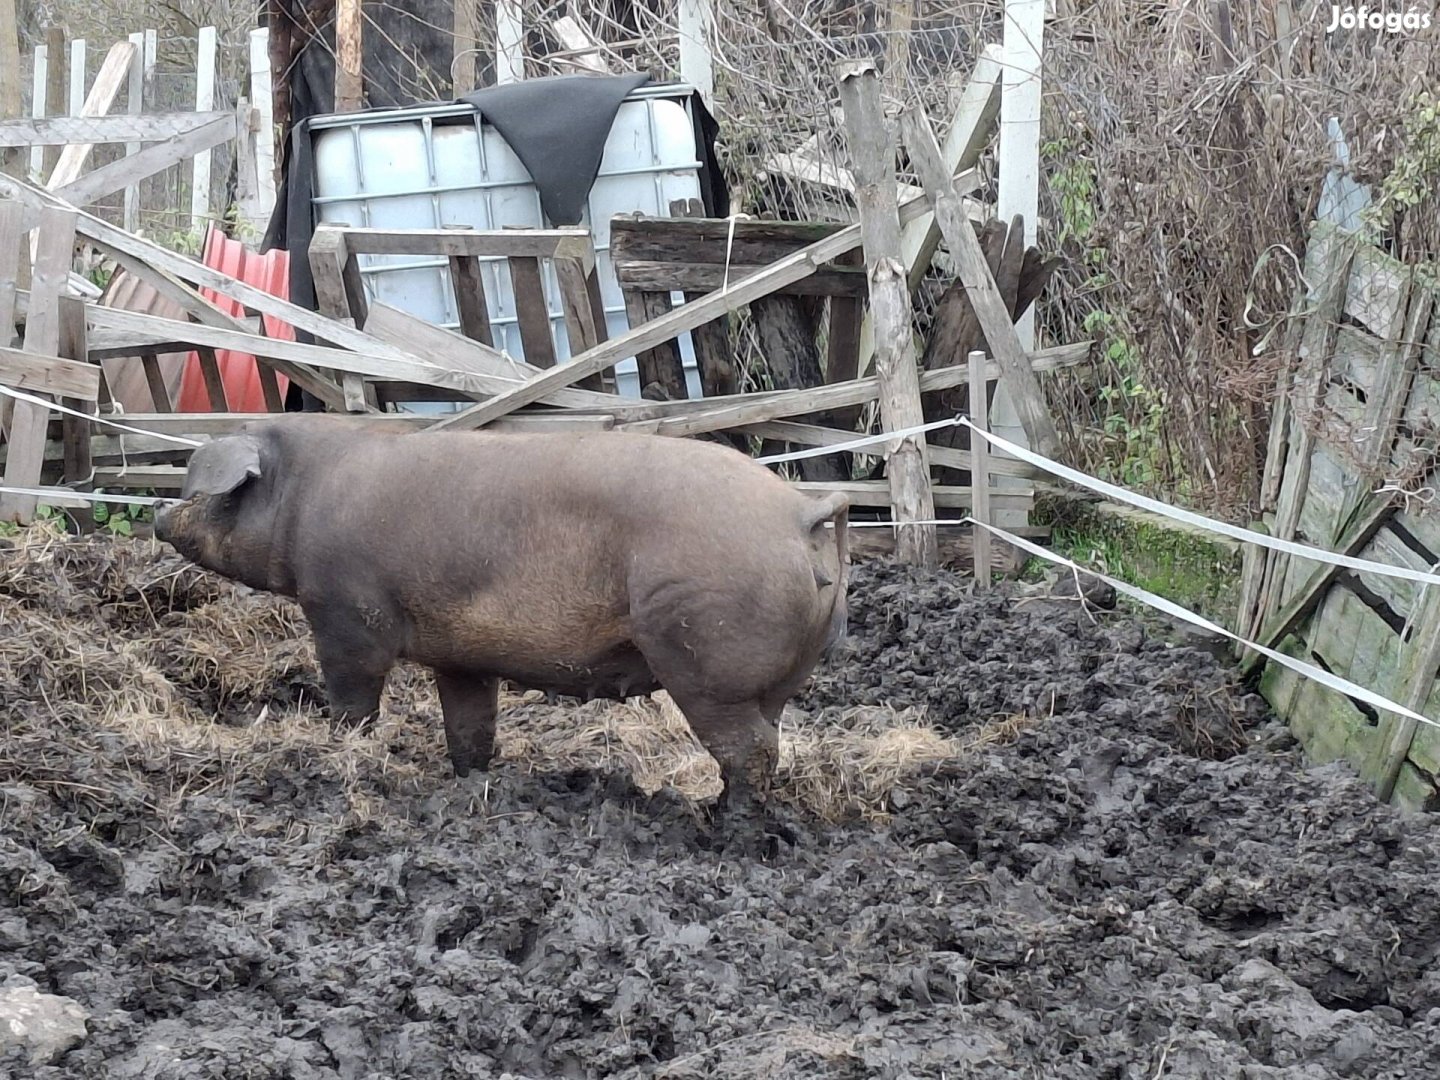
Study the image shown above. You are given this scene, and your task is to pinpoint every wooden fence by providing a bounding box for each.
[1238,219,1440,812]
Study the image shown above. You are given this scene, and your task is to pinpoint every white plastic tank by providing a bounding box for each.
[309,86,709,410]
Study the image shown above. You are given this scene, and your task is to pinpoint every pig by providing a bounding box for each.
[153,413,850,815]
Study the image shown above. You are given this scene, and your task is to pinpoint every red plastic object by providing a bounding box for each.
[178,226,294,413]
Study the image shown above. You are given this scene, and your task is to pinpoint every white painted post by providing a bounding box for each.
[28,43,46,177]
[68,38,85,117]
[191,25,218,235]
[123,31,144,231]
[993,0,1045,529]
[249,27,277,220]
[497,0,524,83]
[677,0,713,107]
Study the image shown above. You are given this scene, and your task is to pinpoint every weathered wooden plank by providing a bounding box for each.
[614,261,869,297]
[1388,762,1437,813]
[622,289,686,400]
[840,59,937,566]
[57,296,94,528]
[0,109,231,147]
[1356,526,1429,621]
[1255,223,1354,635]
[0,345,101,399]
[46,42,138,192]
[1331,323,1388,397]
[0,201,21,346]
[508,255,558,369]
[623,342,1092,436]
[1295,443,1358,551]
[195,347,229,412]
[1240,487,1397,675]
[141,354,174,411]
[608,216,847,264]
[2,206,75,523]
[900,102,1060,461]
[1360,284,1430,474]
[335,0,363,111]
[790,480,1025,511]
[1368,581,1440,801]
[448,254,495,347]
[332,226,587,258]
[969,349,993,584]
[1345,242,1410,340]
[52,112,236,209]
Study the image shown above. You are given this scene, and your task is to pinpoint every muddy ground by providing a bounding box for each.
[3,532,1440,1078]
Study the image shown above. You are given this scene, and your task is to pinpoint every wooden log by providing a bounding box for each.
[837,59,936,567]
[968,349,992,585]
[900,103,1061,460]
[1,205,74,523]
[52,112,236,209]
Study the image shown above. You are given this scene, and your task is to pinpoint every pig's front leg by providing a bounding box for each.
[307,608,398,732]
[434,671,499,778]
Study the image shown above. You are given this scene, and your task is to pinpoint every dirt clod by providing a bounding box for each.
[3,533,1440,1078]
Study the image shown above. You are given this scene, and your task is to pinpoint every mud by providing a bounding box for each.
[3,535,1440,1078]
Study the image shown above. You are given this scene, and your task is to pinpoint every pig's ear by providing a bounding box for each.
[181,435,263,499]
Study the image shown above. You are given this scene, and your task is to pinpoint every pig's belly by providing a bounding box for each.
[405,608,663,701]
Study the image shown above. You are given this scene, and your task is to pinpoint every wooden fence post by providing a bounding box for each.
[191,26,218,233]
[42,27,66,177]
[968,349,992,586]
[836,59,937,568]
[29,41,48,177]
[249,27,277,215]
[68,39,86,117]
[123,31,144,231]
[677,0,713,106]
[497,0,525,83]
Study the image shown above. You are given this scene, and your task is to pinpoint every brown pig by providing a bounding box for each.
[153,414,850,811]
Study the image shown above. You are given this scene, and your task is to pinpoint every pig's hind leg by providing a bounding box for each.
[434,671,499,778]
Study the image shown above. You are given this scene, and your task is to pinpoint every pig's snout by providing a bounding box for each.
[151,498,182,542]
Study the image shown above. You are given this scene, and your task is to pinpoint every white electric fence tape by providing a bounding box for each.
[0,384,204,447]
[755,415,967,465]
[0,485,167,507]
[959,417,1440,589]
[969,517,1437,730]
